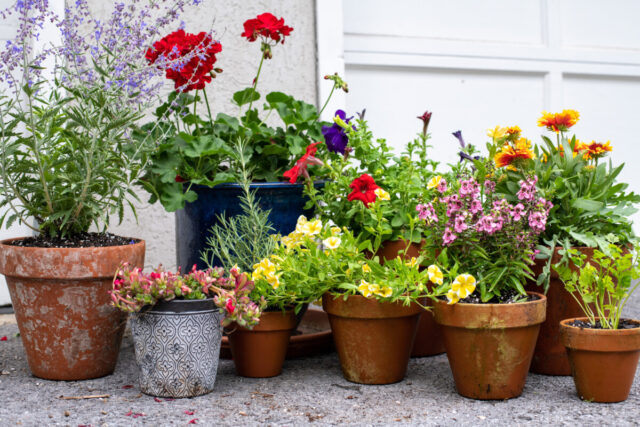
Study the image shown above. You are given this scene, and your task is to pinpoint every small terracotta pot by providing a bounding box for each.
[376,239,445,357]
[434,292,547,400]
[227,309,296,378]
[323,293,422,384]
[560,317,640,403]
[0,237,145,380]
[525,247,595,375]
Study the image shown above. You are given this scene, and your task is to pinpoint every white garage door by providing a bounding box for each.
[317,0,640,231]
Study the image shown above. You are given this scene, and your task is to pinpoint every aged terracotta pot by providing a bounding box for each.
[227,309,296,378]
[525,247,595,375]
[322,293,422,384]
[560,317,640,403]
[0,237,145,380]
[433,292,547,400]
[376,239,445,357]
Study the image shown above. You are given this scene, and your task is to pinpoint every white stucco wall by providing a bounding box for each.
[107,0,318,270]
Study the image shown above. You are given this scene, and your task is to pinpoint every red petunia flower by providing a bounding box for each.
[146,29,222,92]
[283,142,323,184]
[241,13,293,43]
[347,174,380,207]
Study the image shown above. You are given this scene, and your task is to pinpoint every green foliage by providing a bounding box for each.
[200,139,276,273]
[554,245,640,329]
[0,65,153,238]
[498,133,640,289]
[305,117,437,244]
[140,87,330,212]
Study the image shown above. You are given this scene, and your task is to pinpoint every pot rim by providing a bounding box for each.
[322,292,423,319]
[232,308,297,333]
[433,291,547,329]
[138,297,218,315]
[189,179,326,191]
[433,291,546,308]
[560,317,640,352]
[0,237,146,280]
[0,236,144,251]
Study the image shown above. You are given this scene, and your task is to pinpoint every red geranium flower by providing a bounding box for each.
[283,142,323,184]
[241,13,293,43]
[146,29,222,92]
[347,174,379,207]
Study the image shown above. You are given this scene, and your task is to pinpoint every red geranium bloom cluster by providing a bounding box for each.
[283,142,323,183]
[146,29,222,92]
[347,174,379,207]
[241,13,293,43]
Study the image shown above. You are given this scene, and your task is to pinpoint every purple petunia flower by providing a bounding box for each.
[322,109,353,154]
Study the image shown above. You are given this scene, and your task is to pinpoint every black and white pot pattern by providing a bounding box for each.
[130,298,222,398]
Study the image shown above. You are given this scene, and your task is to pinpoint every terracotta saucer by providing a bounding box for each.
[220,308,334,359]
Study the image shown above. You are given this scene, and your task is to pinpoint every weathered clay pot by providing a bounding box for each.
[525,247,594,375]
[131,298,222,398]
[433,292,547,400]
[227,309,296,378]
[0,237,145,380]
[560,317,640,403]
[323,293,422,384]
[376,239,445,357]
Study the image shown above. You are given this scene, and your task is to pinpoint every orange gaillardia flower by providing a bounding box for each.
[537,109,580,133]
[581,140,612,160]
[494,137,535,168]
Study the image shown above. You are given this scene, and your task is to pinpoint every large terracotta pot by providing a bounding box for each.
[322,293,422,384]
[227,309,296,378]
[525,247,594,375]
[433,292,546,400]
[0,237,145,380]
[376,239,445,357]
[560,317,640,403]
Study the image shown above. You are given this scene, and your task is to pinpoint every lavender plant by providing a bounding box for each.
[0,0,206,238]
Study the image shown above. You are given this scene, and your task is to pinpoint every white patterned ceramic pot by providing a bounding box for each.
[130,298,222,398]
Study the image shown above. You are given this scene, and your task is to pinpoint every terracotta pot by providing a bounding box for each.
[560,317,640,403]
[227,309,296,378]
[0,237,145,380]
[376,239,445,357]
[525,247,595,375]
[433,292,547,400]
[322,293,422,384]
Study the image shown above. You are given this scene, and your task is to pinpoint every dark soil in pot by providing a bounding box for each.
[568,319,640,330]
[8,232,139,248]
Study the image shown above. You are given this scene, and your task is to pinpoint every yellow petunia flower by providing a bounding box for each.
[376,286,393,298]
[405,257,419,268]
[427,175,442,190]
[294,215,308,234]
[362,263,371,273]
[427,264,443,285]
[330,226,342,236]
[451,274,476,299]
[446,289,460,305]
[302,219,322,236]
[358,279,378,298]
[374,187,390,201]
[323,236,341,250]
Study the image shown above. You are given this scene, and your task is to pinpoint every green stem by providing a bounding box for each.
[317,85,336,119]
[247,54,265,113]
[203,88,214,125]
[193,90,200,134]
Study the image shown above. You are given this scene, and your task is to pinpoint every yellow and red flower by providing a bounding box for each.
[494,137,535,168]
[580,140,612,160]
[537,109,580,133]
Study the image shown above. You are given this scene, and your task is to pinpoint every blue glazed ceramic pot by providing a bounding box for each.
[175,181,322,270]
